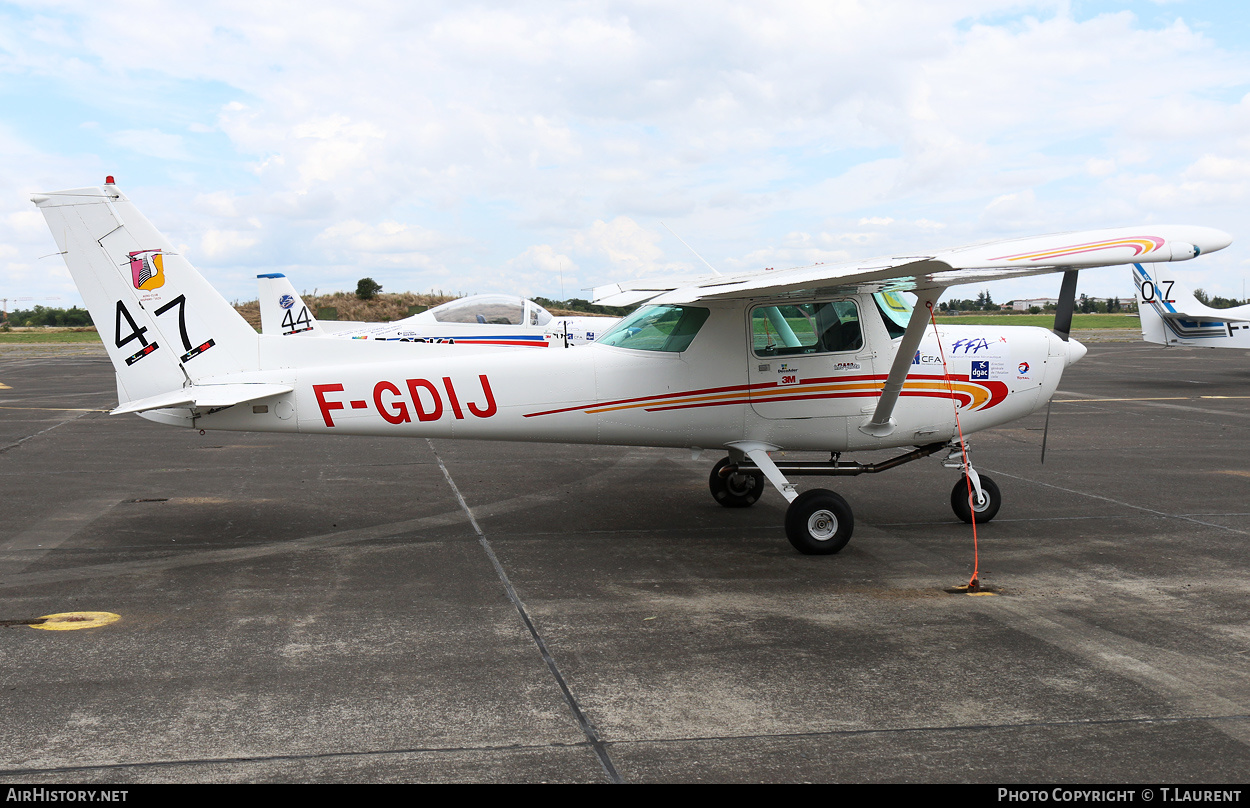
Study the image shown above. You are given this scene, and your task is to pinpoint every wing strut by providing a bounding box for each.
[860,288,943,437]
[1053,270,1078,341]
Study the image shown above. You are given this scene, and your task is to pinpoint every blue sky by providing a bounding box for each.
[3,0,1249,310]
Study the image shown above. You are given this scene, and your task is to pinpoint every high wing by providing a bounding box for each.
[593,226,1231,306]
[594,225,1232,437]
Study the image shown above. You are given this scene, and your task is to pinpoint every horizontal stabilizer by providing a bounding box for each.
[1159,310,1250,323]
[111,383,294,415]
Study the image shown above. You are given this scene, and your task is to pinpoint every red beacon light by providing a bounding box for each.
[105,176,115,184]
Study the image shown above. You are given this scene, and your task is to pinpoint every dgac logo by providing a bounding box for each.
[951,338,991,354]
[970,361,990,380]
[313,375,497,427]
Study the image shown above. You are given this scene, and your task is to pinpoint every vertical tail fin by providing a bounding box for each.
[32,183,260,404]
[257,274,325,337]
[1134,262,1250,347]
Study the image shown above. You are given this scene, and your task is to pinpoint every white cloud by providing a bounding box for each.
[3,1,1250,303]
[200,229,259,259]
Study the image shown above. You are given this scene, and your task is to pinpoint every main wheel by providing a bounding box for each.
[709,457,765,508]
[784,489,854,555]
[950,474,1001,524]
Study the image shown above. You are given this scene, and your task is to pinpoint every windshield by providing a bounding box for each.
[597,305,710,352]
[873,291,913,339]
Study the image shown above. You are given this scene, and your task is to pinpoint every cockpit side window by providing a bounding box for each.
[751,301,862,357]
[597,305,711,352]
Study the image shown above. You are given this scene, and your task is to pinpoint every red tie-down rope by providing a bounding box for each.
[925,301,980,590]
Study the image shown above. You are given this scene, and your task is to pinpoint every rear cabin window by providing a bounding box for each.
[751,301,863,357]
[597,305,711,352]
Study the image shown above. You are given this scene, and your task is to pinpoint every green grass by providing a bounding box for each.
[0,330,103,344]
[932,313,1139,328]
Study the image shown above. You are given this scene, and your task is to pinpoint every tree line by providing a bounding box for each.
[2,305,94,327]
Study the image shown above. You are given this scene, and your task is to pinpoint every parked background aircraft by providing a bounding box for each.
[32,181,1232,556]
[1134,263,1250,349]
[258,274,618,348]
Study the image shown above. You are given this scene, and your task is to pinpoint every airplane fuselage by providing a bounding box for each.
[183,296,1072,453]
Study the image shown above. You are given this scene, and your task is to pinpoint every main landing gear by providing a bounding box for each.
[709,440,1001,555]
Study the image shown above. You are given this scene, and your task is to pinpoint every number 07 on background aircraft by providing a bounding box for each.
[32,180,1232,554]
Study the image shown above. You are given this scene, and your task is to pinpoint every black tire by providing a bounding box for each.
[950,474,1001,524]
[709,457,765,508]
[784,489,854,555]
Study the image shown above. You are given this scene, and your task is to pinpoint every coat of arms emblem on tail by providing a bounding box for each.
[129,249,165,291]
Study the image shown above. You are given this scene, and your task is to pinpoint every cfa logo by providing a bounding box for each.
[913,351,942,365]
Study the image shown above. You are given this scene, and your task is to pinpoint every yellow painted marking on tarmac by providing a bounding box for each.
[29,612,120,631]
[945,584,1001,596]
[1052,397,1190,403]
[1054,395,1250,403]
[1211,470,1250,479]
[0,382,10,389]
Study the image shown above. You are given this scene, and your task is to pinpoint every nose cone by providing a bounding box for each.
[1066,337,1087,367]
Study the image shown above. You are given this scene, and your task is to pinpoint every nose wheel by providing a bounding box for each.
[950,474,1001,523]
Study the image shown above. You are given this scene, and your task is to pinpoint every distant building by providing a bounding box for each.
[1011,298,1058,311]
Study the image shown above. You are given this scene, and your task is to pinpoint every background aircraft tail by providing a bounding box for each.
[257,273,325,337]
[1133,263,1250,347]
[32,181,262,405]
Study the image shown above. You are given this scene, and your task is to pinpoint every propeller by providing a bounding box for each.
[1041,398,1053,464]
[1042,269,1079,463]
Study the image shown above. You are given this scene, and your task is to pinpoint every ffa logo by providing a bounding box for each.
[952,337,991,354]
[279,294,295,309]
[128,250,165,291]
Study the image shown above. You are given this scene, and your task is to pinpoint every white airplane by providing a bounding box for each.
[32,180,1232,555]
[257,273,616,348]
[1133,262,1250,348]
